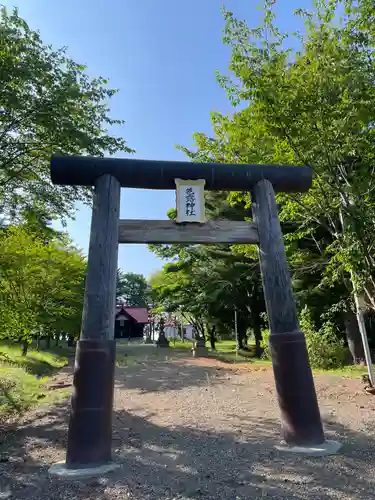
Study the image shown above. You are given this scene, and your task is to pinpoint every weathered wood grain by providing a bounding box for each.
[118,219,259,244]
[251,179,299,334]
[81,174,120,340]
[51,155,312,193]
[252,179,324,447]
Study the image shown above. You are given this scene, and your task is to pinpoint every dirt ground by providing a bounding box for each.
[1,345,375,500]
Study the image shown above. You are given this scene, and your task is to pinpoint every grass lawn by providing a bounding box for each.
[0,342,73,421]
[313,364,370,378]
[0,342,70,376]
[168,338,374,378]
[170,339,240,352]
[169,338,271,366]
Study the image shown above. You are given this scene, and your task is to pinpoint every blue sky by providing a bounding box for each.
[5,0,311,278]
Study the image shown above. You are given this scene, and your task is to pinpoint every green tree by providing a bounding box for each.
[0,225,86,353]
[0,226,44,352]
[177,0,375,361]
[149,178,266,352]
[0,7,134,222]
[149,242,266,353]
[116,270,149,306]
[33,236,86,346]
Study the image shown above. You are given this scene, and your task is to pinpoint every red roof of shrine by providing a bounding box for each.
[116,306,149,324]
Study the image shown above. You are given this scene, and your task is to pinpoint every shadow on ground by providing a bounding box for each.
[114,345,235,394]
[1,404,375,499]
[1,347,375,499]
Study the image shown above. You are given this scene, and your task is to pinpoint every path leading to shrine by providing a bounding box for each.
[1,345,375,500]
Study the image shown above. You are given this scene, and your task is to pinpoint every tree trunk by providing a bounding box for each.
[253,317,263,358]
[55,333,60,347]
[236,328,246,351]
[21,342,28,356]
[209,326,216,350]
[193,320,206,344]
[46,335,51,349]
[36,335,40,351]
[344,310,366,364]
[198,326,205,343]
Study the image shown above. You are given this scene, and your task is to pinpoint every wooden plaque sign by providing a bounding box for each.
[175,178,206,223]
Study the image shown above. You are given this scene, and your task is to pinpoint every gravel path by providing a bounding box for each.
[1,346,375,500]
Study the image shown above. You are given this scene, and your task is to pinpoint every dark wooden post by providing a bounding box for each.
[66,174,120,467]
[252,179,325,446]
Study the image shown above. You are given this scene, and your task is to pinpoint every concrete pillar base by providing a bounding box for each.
[275,439,342,457]
[49,461,119,479]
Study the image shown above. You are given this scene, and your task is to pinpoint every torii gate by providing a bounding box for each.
[49,156,340,477]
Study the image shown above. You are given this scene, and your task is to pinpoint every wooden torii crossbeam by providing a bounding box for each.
[49,155,334,476]
[50,155,312,191]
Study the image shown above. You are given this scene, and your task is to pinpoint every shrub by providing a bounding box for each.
[0,366,46,419]
[261,329,271,360]
[300,306,347,369]
[0,344,70,420]
[261,307,347,370]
